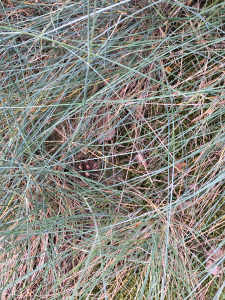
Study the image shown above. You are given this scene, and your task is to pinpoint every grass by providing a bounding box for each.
[0,0,225,299]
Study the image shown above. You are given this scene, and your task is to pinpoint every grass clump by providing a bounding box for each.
[0,0,225,299]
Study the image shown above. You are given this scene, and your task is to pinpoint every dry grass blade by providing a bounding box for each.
[97,113,116,142]
[135,153,148,169]
[205,245,224,277]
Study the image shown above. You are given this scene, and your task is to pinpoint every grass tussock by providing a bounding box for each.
[0,0,225,299]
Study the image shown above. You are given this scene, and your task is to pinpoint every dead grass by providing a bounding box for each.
[0,0,225,299]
